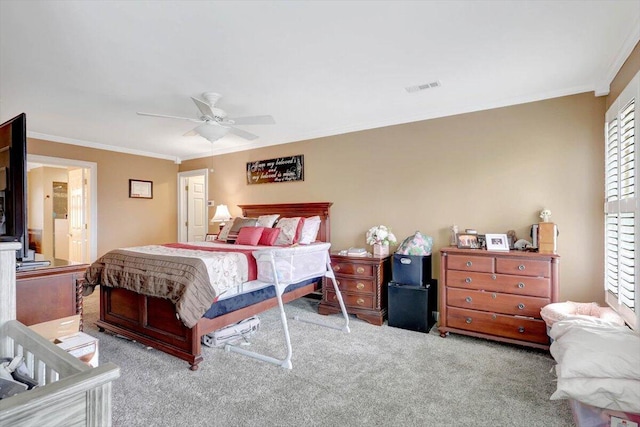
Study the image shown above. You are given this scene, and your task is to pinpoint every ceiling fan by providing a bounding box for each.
[137,92,275,142]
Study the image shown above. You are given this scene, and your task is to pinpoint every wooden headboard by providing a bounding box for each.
[238,202,333,243]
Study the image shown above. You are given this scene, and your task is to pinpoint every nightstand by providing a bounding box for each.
[318,253,391,326]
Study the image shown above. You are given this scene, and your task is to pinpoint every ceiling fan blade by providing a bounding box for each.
[191,97,215,119]
[137,112,203,123]
[226,115,276,125]
[228,126,259,141]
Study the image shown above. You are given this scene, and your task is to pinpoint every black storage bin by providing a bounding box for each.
[392,254,432,286]
[387,280,437,333]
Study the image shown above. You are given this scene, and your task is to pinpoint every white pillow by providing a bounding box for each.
[257,214,279,228]
[274,217,302,246]
[299,216,321,244]
[551,377,640,413]
[217,219,236,241]
[550,321,640,380]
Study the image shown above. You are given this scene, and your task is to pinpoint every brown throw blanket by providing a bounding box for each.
[84,249,215,328]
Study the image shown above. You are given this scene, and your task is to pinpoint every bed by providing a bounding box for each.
[88,202,349,370]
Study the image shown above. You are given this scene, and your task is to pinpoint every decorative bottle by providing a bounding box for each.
[450,225,458,246]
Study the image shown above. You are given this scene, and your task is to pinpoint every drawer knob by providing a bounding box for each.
[518,264,525,271]
[518,303,525,310]
[518,282,525,289]
[332,295,337,301]
[466,261,473,267]
[356,282,365,290]
[491,293,497,299]
[518,327,525,333]
[356,267,365,274]
[465,277,472,284]
[465,296,472,303]
[356,298,365,306]
[333,265,341,272]
[465,317,472,324]
[491,275,497,280]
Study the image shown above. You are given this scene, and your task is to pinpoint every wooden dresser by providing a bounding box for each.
[318,253,391,326]
[439,247,559,349]
[16,260,88,329]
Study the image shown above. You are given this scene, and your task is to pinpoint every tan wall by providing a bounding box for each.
[182,92,606,303]
[607,42,640,110]
[27,139,179,257]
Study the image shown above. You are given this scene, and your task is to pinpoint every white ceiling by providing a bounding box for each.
[1,1,639,163]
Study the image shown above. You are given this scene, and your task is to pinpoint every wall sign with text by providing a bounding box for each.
[246,155,304,185]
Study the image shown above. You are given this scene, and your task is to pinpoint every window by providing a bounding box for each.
[604,70,639,330]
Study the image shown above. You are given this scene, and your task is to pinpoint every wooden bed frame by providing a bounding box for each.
[96,202,332,370]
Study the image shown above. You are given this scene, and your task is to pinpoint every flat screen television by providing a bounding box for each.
[0,113,28,260]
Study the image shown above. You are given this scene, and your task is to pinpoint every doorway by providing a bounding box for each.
[177,169,209,242]
[27,155,97,263]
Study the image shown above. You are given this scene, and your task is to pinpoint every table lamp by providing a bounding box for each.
[211,204,232,230]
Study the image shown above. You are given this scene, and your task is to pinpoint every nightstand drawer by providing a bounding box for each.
[447,255,494,273]
[447,288,549,318]
[326,290,374,309]
[334,277,375,293]
[447,270,551,298]
[496,258,550,278]
[331,262,373,277]
[447,307,549,344]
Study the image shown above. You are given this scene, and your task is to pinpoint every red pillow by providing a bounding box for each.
[293,217,306,243]
[235,226,265,246]
[258,227,281,246]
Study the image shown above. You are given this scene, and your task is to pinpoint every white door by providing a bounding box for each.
[177,169,208,243]
[187,175,206,241]
[68,168,88,263]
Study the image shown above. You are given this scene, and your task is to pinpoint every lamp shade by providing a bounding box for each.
[195,123,230,142]
[211,204,232,223]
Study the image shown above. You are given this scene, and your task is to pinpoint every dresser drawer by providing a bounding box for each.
[447,270,551,298]
[334,277,375,293]
[496,258,550,278]
[447,307,549,344]
[447,255,494,273]
[326,290,374,309]
[331,262,373,277]
[447,288,549,318]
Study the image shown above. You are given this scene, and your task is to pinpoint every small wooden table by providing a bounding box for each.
[319,253,391,326]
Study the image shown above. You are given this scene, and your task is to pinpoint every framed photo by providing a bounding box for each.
[486,233,510,251]
[456,233,479,249]
[129,179,153,199]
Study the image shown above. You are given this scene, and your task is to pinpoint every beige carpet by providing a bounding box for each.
[82,288,574,427]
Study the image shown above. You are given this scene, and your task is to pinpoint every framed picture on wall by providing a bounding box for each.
[485,233,510,251]
[129,179,153,199]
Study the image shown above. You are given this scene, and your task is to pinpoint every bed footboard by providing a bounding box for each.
[97,282,319,370]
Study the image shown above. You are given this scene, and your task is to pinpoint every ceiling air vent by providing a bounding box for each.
[405,80,442,93]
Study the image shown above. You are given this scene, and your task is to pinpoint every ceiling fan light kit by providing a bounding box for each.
[136,92,275,143]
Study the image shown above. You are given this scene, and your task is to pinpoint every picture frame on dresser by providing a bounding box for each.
[485,233,509,251]
[456,233,479,249]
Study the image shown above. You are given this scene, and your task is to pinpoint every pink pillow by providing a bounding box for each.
[235,227,265,246]
[258,227,281,246]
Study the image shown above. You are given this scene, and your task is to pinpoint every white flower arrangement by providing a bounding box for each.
[366,225,397,246]
[539,209,552,222]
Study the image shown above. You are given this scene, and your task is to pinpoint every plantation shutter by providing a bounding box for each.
[604,71,639,330]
